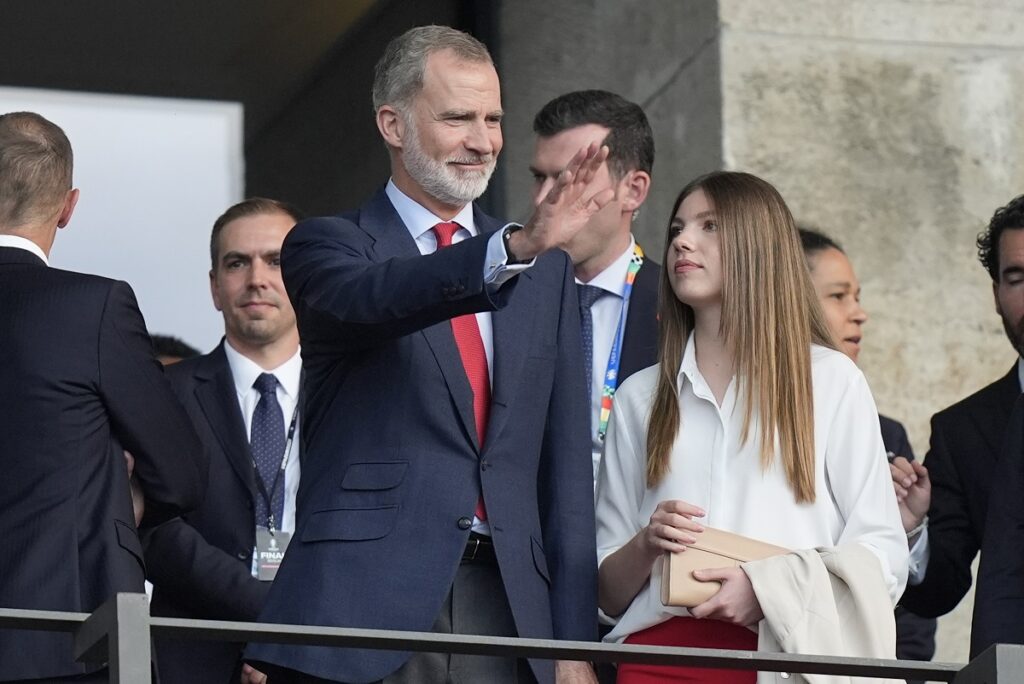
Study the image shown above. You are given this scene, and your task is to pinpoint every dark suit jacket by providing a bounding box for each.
[617,256,659,383]
[971,393,1024,657]
[879,415,937,666]
[900,367,1020,619]
[144,343,273,683]
[0,246,205,681]
[245,190,596,684]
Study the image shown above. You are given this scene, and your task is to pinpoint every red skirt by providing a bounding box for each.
[617,616,758,684]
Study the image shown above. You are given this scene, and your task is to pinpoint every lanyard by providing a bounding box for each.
[597,244,644,441]
[253,403,299,534]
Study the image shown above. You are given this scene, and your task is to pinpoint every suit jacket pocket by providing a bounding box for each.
[341,461,408,491]
[531,536,550,585]
[302,506,398,542]
[115,519,146,571]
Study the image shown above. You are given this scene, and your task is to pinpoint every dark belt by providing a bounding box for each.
[461,532,497,563]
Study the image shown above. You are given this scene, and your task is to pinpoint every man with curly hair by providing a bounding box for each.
[893,194,1024,656]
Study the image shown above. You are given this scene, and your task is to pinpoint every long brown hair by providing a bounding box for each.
[645,171,834,503]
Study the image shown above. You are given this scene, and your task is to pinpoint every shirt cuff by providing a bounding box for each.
[483,223,534,287]
[907,525,930,585]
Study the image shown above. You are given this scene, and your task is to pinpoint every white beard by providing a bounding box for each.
[402,118,495,207]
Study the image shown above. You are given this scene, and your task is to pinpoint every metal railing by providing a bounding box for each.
[2,594,1022,683]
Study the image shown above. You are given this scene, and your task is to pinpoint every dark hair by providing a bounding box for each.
[210,197,304,269]
[532,90,654,179]
[0,112,73,228]
[797,226,844,258]
[978,195,1024,282]
[150,334,200,361]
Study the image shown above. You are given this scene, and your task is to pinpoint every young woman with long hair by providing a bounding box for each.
[595,172,907,683]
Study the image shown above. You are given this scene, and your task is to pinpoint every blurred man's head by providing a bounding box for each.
[372,25,500,218]
[150,334,201,366]
[0,112,79,248]
[530,90,653,281]
[978,195,1024,355]
[209,198,303,361]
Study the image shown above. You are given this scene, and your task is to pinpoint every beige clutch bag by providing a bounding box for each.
[661,527,789,607]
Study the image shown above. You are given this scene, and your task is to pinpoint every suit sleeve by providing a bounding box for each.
[144,518,270,621]
[899,414,977,617]
[282,217,517,353]
[537,255,598,641]
[971,395,1024,656]
[97,281,207,526]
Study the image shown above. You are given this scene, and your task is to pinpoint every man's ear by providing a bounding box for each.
[994,280,1003,317]
[619,170,651,214]
[376,105,405,150]
[56,188,79,229]
[210,269,224,312]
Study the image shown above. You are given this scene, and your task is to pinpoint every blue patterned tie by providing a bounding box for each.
[577,284,605,400]
[251,373,286,529]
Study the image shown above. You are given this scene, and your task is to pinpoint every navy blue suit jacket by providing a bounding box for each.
[0,246,205,681]
[900,367,1020,619]
[145,342,273,683]
[245,191,597,683]
[972,393,1024,657]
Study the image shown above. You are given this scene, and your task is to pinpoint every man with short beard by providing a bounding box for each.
[245,25,610,684]
[144,198,304,684]
[892,194,1024,652]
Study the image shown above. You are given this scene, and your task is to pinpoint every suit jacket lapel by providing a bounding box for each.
[619,257,660,381]
[361,190,480,450]
[194,344,256,495]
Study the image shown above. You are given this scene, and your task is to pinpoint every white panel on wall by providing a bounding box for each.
[0,86,244,352]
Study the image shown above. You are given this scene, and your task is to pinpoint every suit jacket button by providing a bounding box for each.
[237,550,249,560]
[457,516,473,530]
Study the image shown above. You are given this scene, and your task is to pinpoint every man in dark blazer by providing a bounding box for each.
[893,195,1024,640]
[0,112,206,682]
[973,393,1024,656]
[960,195,1024,657]
[530,90,659,487]
[246,26,610,684]
[144,198,303,683]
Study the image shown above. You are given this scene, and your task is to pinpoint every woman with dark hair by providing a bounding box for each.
[595,172,907,683]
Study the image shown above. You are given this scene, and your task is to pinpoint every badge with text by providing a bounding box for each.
[255,528,291,581]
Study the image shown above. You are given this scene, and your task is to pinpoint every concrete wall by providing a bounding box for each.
[498,0,1024,665]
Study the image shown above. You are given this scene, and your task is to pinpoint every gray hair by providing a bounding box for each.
[371,25,492,114]
[0,112,73,228]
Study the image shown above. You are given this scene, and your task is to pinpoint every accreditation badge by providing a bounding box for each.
[255,527,291,581]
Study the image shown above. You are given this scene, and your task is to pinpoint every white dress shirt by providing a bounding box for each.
[578,237,637,483]
[906,356,1024,584]
[0,234,48,264]
[595,336,908,643]
[223,341,302,536]
[385,180,530,534]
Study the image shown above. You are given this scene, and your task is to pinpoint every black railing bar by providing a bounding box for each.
[151,617,962,680]
[0,607,88,632]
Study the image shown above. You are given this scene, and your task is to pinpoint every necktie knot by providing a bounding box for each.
[432,221,461,249]
[577,283,605,310]
[254,372,278,397]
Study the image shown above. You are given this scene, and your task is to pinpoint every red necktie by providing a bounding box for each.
[432,222,489,521]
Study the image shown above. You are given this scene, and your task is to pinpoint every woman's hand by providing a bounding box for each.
[640,499,706,558]
[690,566,764,626]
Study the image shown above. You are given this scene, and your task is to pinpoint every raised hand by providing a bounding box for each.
[509,143,615,261]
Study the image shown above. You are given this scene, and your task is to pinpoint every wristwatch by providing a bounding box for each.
[502,225,529,265]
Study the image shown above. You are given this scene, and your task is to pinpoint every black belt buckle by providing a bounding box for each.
[462,533,493,563]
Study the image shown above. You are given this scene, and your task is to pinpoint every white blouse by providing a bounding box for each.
[595,335,908,643]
